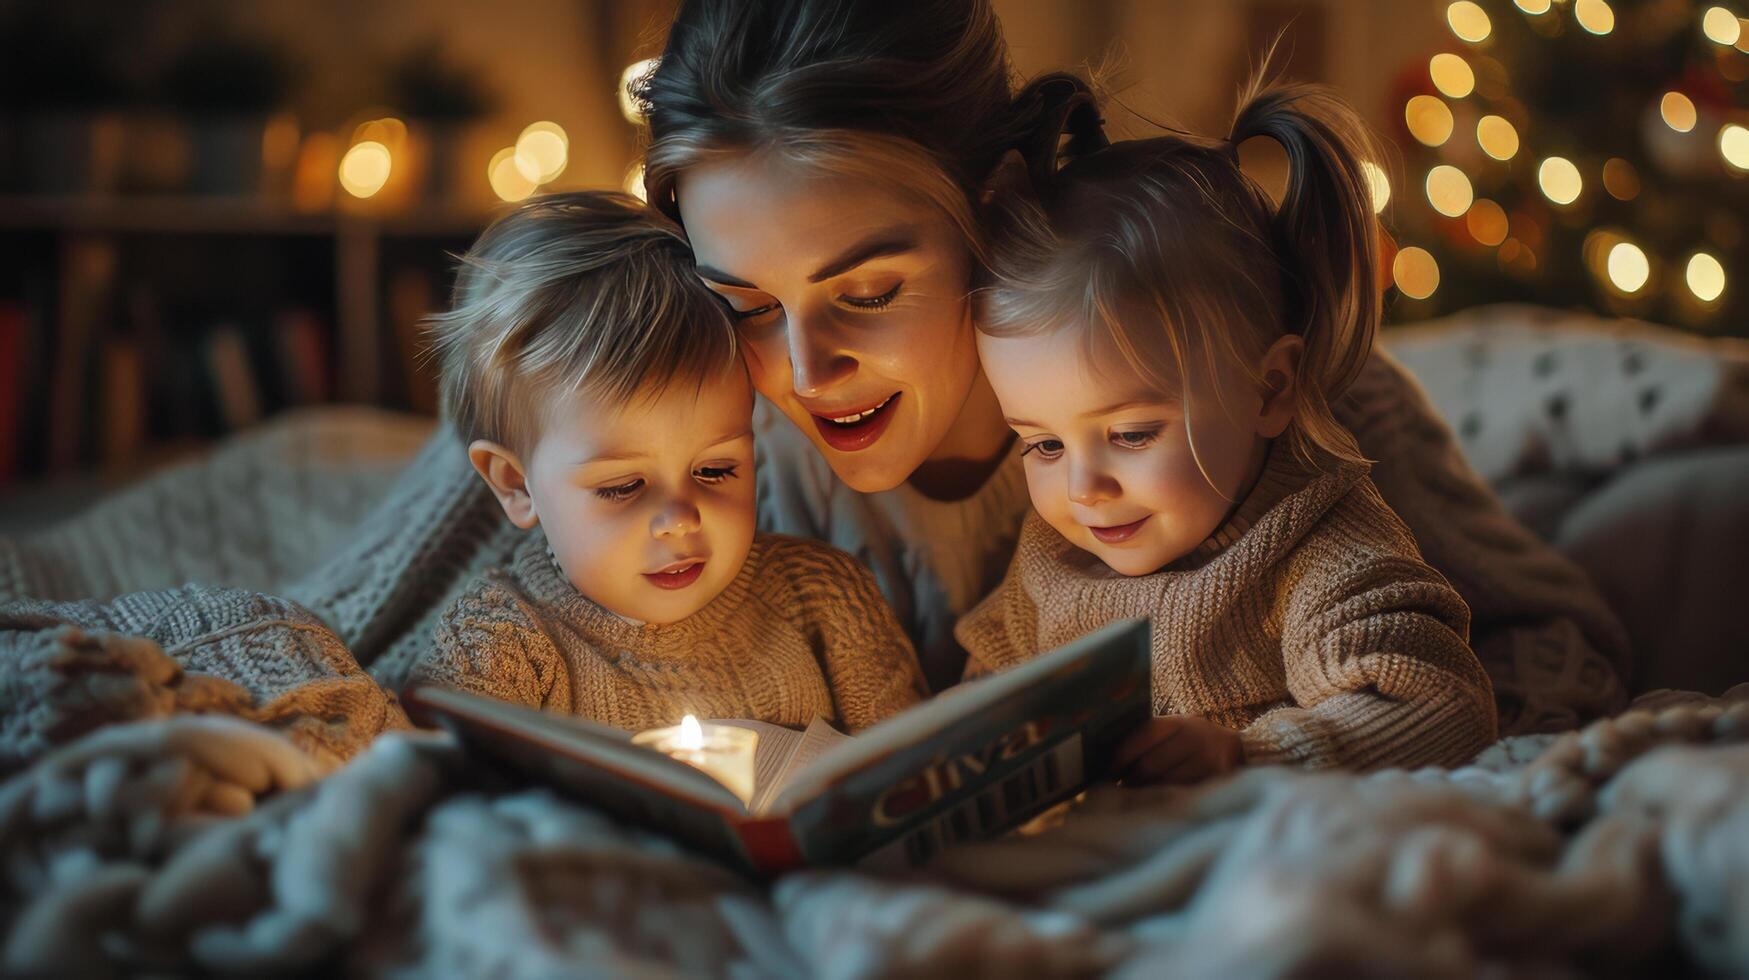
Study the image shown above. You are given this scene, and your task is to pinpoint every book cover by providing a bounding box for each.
[405,617,1152,875]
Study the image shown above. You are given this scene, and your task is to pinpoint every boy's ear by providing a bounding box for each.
[468,439,540,529]
[1255,335,1304,439]
[979,148,1035,208]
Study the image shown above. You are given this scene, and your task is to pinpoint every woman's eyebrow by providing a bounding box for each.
[809,229,921,283]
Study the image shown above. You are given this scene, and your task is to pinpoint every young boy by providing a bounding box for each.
[410,192,925,733]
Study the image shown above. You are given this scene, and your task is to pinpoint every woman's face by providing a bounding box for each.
[677,152,981,493]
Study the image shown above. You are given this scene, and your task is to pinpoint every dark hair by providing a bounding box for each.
[980,77,1383,468]
[637,0,1107,260]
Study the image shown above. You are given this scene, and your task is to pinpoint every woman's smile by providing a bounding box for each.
[807,392,901,452]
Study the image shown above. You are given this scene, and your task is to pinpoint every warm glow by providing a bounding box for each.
[1477,115,1520,160]
[489,146,538,202]
[1426,165,1475,217]
[1430,54,1476,98]
[1406,95,1456,147]
[1738,19,1749,53]
[338,141,391,199]
[1721,124,1749,170]
[514,121,569,184]
[1602,158,1641,201]
[1607,241,1650,294]
[352,117,407,153]
[1661,92,1698,132]
[1687,252,1727,302]
[1538,156,1583,205]
[1393,247,1441,299]
[1515,0,1552,13]
[676,715,704,751]
[1703,6,1743,45]
[1466,199,1509,245]
[1448,1,1493,42]
[624,161,647,201]
[1361,160,1391,213]
[620,58,660,124]
[1575,0,1615,34]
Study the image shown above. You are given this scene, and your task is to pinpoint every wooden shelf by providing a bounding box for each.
[0,195,488,238]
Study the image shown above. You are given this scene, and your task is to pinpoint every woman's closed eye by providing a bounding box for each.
[594,478,645,502]
[1020,437,1064,461]
[839,281,901,311]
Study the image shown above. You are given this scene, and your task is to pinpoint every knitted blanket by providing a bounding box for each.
[4,686,1746,978]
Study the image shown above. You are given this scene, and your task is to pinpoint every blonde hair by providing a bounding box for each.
[426,191,737,456]
[979,78,1383,471]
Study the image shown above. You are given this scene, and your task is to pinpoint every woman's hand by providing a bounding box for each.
[1110,714,1245,786]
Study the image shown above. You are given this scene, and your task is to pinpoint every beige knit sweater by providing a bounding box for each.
[956,445,1498,770]
[411,531,926,733]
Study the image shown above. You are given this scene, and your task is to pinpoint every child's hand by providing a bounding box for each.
[1110,715,1245,786]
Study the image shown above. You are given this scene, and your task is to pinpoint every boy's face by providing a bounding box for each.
[518,367,758,624]
[977,328,1268,577]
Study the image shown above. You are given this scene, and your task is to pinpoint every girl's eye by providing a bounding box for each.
[840,282,901,310]
[1020,438,1064,461]
[594,478,645,502]
[1112,427,1163,450]
[693,464,739,485]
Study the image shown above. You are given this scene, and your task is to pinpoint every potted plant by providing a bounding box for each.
[162,32,295,197]
[1,4,129,194]
[389,40,494,203]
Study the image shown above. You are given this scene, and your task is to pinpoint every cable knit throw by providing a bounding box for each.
[1,687,1744,977]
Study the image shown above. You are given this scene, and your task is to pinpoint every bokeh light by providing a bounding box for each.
[1426,165,1475,217]
[1661,92,1698,132]
[1406,96,1456,147]
[514,121,568,184]
[620,58,660,124]
[624,161,647,202]
[1575,0,1615,34]
[1466,199,1509,245]
[489,146,538,202]
[1607,241,1650,294]
[1720,124,1749,170]
[1361,160,1391,213]
[1514,0,1552,13]
[1602,158,1641,200]
[1447,1,1493,42]
[1477,115,1520,160]
[338,141,391,199]
[1430,54,1476,98]
[1703,6,1743,45]
[1393,247,1441,299]
[1687,252,1727,302]
[1538,156,1583,205]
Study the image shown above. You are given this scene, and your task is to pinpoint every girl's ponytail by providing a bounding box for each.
[1229,82,1381,447]
[1008,72,1110,191]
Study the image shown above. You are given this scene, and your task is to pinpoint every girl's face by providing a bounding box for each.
[677,152,982,493]
[977,327,1275,576]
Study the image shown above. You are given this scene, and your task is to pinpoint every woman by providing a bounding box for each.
[632,0,1630,727]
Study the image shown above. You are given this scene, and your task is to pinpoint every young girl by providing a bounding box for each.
[956,80,1497,781]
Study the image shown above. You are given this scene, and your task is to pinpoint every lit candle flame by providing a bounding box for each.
[677,714,704,751]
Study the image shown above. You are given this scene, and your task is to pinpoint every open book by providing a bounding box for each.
[404,617,1150,874]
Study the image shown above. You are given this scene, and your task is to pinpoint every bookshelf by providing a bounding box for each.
[0,194,486,485]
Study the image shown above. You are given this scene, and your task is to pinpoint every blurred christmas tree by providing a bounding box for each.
[1383,0,1749,336]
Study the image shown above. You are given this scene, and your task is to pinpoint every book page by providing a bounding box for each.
[756,717,850,814]
[713,719,803,811]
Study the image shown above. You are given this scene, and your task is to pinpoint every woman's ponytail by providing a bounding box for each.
[1229,82,1381,427]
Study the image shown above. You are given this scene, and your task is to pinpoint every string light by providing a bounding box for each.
[1660,92,1698,132]
[1406,95,1456,147]
[619,58,660,124]
[1538,156,1583,205]
[1702,6,1743,45]
[489,146,538,202]
[1430,54,1476,98]
[1687,252,1727,302]
[1426,165,1475,217]
[1466,199,1509,245]
[514,121,568,184]
[1721,124,1749,170]
[1393,247,1441,299]
[1575,0,1615,34]
[1361,160,1391,213]
[1477,115,1520,160]
[1514,0,1552,12]
[1602,158,1641,200]
[1447,2,1492,42]
[1607,241,1650,294]
[338,141,391,199]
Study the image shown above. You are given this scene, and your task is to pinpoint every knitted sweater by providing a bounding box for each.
[410,531,927,733]
[955,445,1499,770]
